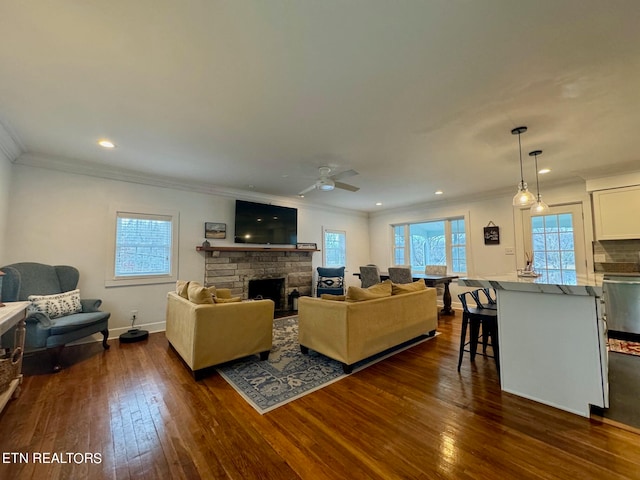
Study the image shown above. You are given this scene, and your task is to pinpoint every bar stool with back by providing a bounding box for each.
[457,290,499,374]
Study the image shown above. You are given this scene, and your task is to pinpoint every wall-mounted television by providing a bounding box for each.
[234,200,298,245]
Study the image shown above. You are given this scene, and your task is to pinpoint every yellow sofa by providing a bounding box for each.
[298,285,437,373]
[165,291,274,379]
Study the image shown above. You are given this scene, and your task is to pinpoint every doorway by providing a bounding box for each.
[519,203,587,280]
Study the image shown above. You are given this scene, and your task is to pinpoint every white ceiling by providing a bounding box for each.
[1,1,640,212]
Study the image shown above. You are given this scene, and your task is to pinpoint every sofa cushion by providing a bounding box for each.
[213,297,242,303]
[176,280,190,298]
[320,294,346,301]
[392,279,426,295]
[187,283,214,304]
[346,280,393,302]
[28,289,82,319]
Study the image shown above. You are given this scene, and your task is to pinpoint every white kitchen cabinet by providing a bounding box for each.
[592,185,640,240]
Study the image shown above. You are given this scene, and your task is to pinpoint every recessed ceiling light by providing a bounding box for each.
[298,194,305,198]
[434,190,444,195]
[98,139,115,149]
[375,202,382,206]
[538,168,551,174]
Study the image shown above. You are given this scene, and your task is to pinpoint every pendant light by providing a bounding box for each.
[511,126,536,207]
[529,149,549,214]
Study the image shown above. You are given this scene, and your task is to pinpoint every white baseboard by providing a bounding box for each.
[67,321,166,346]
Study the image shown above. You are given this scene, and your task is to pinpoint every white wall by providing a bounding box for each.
[5,163,369,339]
[368,181,594,307]
[0,153,11,265]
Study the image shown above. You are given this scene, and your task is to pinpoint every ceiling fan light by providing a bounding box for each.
[317,178,335,191]
[512,182,536,207]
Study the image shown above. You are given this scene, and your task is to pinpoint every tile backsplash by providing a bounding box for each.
[593,240,640,273]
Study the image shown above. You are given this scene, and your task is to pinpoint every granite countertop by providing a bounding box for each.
[458,274,602,297]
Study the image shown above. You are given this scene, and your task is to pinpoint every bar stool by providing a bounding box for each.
[472,288,497,310]
[457,290,499,373]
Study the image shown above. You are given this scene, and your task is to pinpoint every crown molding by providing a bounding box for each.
[15,152,367,218]
[368,176,586,218]
[0,121,23,162]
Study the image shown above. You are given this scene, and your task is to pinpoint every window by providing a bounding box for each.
[392,217,467,274]
[107,208,179,287]
[520,203,587,284]
[530,214,576,283]
[323,228,346,267]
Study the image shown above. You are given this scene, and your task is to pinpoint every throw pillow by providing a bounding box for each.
[318,276,344,289]
[214,288,232,299]
[176,280,190,298]
[213,297,242,303]
[391,279,426,295]
[346,280,393,302]
[187,282,214,304]
[28,289,82,319]
[320,294,346,301]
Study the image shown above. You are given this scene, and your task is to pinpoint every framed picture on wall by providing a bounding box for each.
[205,222,226,239]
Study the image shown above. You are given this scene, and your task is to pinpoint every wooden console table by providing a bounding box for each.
[0,301,29,413]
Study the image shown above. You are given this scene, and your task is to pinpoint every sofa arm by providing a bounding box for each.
[81,298,103,312]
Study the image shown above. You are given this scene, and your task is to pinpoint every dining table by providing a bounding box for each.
[352,272,459,316]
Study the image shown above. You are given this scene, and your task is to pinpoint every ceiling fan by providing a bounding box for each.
[298,166,360,196]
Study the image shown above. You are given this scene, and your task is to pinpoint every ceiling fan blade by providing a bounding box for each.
[330,169,359,181]
[298,184,317,195]
[334,181,360,192]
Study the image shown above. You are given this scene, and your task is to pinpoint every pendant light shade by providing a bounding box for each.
[529,149,549,214]
[511,126,536,207]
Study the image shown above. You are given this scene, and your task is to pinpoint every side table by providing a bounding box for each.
[0,301,29,413]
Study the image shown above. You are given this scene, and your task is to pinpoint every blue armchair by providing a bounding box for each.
[316,266,345,297]
[0,262,110,372]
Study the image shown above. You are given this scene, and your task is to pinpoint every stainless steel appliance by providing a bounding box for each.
[602,275,640,335]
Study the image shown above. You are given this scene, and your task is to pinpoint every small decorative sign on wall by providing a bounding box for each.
[483,221,500,245]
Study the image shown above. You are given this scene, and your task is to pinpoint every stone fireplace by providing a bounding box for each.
[202,248,315,311]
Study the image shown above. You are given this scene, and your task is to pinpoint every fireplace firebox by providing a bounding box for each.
[248,278,285,310]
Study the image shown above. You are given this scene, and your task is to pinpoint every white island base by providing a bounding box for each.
[459,276,608,418]
[498,289,608,417]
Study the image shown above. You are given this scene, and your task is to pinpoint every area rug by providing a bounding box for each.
[608,338,640,357]
[217,316,437,414]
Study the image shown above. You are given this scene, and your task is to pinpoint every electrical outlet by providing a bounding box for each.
[131,310,138,320]
[504,247,515,255]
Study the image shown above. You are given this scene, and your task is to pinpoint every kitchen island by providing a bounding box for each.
[459,274,608,417]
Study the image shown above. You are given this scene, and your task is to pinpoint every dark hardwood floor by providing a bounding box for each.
[2,313,640,479]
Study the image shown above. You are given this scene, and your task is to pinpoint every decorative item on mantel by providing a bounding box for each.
[483,221,500,245]
[296,243,317,250]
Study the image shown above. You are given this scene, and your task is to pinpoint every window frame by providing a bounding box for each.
[391,215,469,275]
[322,227,347,267]
[106,206,180,287]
